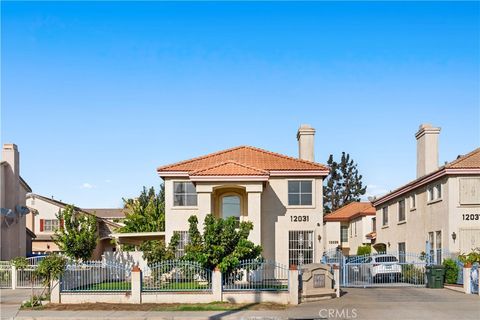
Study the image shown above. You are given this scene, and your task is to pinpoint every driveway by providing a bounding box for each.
[289,287,480,320]
[0,289,43,319]
[6,287,480,320]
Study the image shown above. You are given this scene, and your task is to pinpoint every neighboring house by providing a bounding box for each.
[0,144,34,260]
[156,125,329,267]
[26,194,121,259]
[323,202,376,255]
[84,208,127,224]
[372,124,480,262]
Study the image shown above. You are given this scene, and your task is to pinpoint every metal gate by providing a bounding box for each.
[323,250,427,288]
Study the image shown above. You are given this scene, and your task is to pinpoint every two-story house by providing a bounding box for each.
[156,125,329,267]
[323,202,376,255]
[372,124,480,262]
[26,194,121,259]
[0,144,35,259]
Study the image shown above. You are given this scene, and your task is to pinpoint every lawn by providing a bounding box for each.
[43,302,288,311]
[68,281,131,291]
[143,281,210,291]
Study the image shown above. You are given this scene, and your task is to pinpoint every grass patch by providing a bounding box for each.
[42,302,288,311]
[144,281,210,291]
[69,281,131,291]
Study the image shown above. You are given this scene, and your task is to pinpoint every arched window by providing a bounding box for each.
[221,195,241,221]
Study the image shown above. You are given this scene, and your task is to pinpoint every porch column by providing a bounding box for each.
[246,184,263,246]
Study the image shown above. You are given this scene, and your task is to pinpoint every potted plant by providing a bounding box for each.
[458,248,480,268]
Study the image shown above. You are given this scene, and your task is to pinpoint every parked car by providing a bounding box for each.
[346,256,370,282]
[366,254,402,282]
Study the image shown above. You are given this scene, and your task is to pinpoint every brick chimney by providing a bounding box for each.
[297,124,315,162]
[415,124,441,178]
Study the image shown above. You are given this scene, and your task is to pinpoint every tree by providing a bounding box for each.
[323,152,367,213]
[184,214,262,273]
[120,185,166,252]
[53,205,98,261]
[35,254,67,297]
[142,234,180,266]
[120,185,165,233]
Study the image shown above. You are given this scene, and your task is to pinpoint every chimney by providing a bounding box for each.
[297,124,315,162]
[415,124,441,178]
[1,144,20,209]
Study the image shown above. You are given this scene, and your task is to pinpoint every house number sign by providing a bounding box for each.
[462,214,479,221]
[290,215,309,222]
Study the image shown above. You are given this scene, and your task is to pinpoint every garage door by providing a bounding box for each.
[459,229,480,253]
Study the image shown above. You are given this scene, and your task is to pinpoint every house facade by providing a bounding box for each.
[372,124,480,261]
[157,125,329,267]
[26,194,120,259]
[323,202,376,255]
[0,144,34,260]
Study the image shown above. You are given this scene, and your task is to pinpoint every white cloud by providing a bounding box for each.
[80,183,95,189]
[363,184,390,200]
[104,179,112,183]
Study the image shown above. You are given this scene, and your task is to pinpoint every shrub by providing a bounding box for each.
[443,258,459,284]
[401,264,425,284]
[356,245,371,256]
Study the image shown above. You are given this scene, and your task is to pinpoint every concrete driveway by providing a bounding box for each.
[5,287,480,319]
[0,289,43,319]
[290,287,480,320]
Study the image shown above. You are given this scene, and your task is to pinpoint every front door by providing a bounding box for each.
[289,230,314,267]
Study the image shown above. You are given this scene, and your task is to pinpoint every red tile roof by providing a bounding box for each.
[445,148,480,169]
[324,202,376,222]
[157,146,328,177]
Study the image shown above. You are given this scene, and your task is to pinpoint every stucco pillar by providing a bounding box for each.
[463,266,471,294]
[11,266,16,290]
[247,191,262,245]
[212,267,223,302]
[131,266,142,304]
[50,279,60,303]
[333,265,340,298]
[288,265,299,305]
[196,186,213,226]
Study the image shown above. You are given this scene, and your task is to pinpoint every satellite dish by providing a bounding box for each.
[1,208,16,228]
[15,205,30,217]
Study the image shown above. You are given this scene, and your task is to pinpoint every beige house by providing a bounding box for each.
[157,125,329,267]
[0,144,34,260]
[26,194,121,259]
[323,202,376,255]
[372,124,480,262]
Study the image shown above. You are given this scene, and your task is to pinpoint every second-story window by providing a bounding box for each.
[382,207,389,226]
[173,182,197,206]
[43,219,59,232]
[410,194,416,209]
[340,226,348,242]
[427,183,442,203]
[398,199,406,222]
[288,180,312,206]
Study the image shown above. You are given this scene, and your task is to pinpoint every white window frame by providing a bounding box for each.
[409,194,416,211]
[43,219,59,232]
[398,199,406,223]
[288,230,315,266]
[172,181,198,208]
[286,179,315,208]
[174,231,189,258]
[382,207,389,227]
[427,182,443,204]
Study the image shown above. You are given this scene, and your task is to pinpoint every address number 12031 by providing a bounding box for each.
[290,215,309,222]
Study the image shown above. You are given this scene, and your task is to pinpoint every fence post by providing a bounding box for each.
[131,266,142,304]
[333,265,340,298]
[50,279,61,303]
[212,267,222,302]
[288,265,299,305]
[11,265,16,290]
[463,265,471,294]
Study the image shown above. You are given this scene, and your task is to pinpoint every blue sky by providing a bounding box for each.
[1,1,479,208]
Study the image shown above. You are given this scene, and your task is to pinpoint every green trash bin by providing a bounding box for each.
[426,265,445,288]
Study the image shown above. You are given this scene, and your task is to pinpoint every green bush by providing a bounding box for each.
[401,264,425,284]
[356,245,371,256]
[442,258,459,284]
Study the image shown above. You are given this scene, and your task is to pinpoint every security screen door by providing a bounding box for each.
[289,230,314,266]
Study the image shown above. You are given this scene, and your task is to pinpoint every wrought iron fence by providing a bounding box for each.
[143,260,212,292]
[16,266,44,288]
[0,263,12,288]
[26,256,46,266]
[223,259,289,291]
[342,252,426,287]
[61,261,131,292]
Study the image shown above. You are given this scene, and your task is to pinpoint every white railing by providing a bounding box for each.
[16,266,44,288]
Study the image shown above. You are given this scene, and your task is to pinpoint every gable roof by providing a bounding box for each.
[373,147,480,207]
[324,202,376,222]
[157,146,329,178]
[27,193,121,229]
[83,208,126,219]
